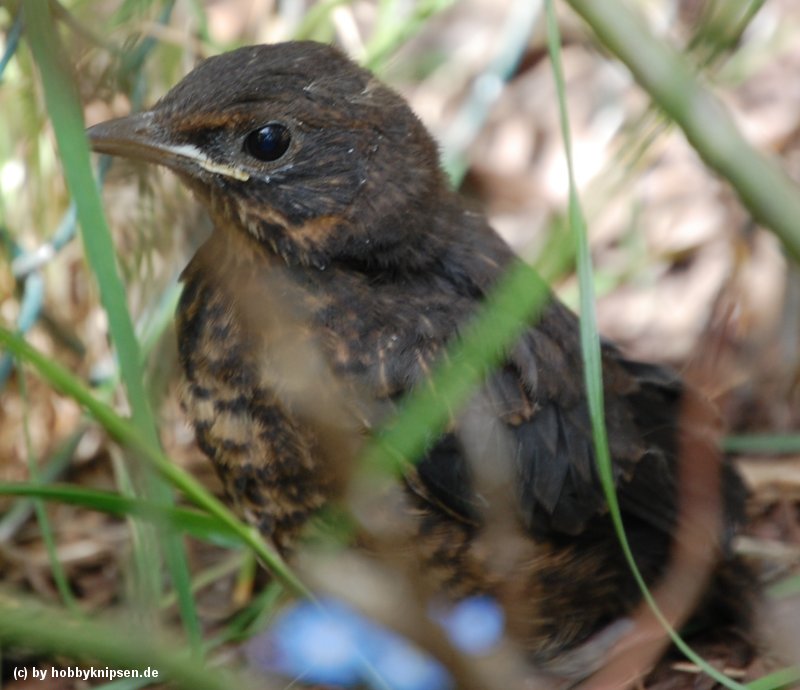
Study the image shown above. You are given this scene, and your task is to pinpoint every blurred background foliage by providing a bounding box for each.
[1,1,799,689]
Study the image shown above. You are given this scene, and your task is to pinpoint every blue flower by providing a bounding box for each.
[245,598,452,690]
[432,596,505,655]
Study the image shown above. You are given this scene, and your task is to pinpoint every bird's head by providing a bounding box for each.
[88,41,450,269]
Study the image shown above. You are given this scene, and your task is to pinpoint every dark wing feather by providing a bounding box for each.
[411,433,481,523]
[415,297,690,540]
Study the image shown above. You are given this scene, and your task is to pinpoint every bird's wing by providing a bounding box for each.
[415,299,686,538]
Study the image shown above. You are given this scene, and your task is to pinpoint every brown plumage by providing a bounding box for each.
[88,41,751,674]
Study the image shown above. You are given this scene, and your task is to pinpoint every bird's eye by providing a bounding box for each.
[243,123,291,162]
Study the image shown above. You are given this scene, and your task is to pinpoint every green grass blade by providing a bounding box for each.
[159,553,246,610]
[768,574,800,598]
[546,3,749,689]
[364,0,458,71]
[0,427,84,542]
[0,483,241,546]
[360,258,554,475]
[18,371,78,611]
[23,1,199,646]
[0,591,255,690]
[24,0,156,446]
[745,667,800,690]
[208,581,283,646]
[723,434,800,454]
[564,0,800,264]
[293,0,351,40]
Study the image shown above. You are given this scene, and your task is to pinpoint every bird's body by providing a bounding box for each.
[89,41,749,672]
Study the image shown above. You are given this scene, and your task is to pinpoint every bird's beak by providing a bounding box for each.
[87,112,250,182]
[87,111,174,166]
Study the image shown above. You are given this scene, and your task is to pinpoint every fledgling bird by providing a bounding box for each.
[88,41,750,674]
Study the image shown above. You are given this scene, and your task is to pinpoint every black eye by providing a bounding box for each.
[243,123,291,161]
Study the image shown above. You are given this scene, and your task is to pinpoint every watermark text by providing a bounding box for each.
[13,666,159,682]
